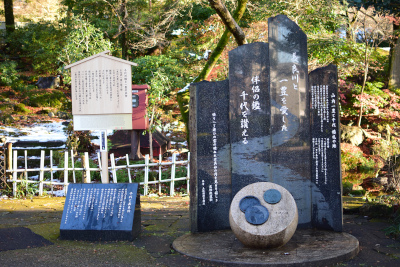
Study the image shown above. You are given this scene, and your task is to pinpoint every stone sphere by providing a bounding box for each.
[229,182,298,248]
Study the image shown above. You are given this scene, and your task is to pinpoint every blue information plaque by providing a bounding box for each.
[60,183,141,241]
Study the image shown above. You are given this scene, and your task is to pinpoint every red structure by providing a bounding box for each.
[132,84,148,130]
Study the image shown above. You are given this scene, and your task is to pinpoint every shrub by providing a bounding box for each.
[13,103,30,114]
[58,17,114,84]
[26,90,66,108]
[7,21,66,75]
[0,60,19,86]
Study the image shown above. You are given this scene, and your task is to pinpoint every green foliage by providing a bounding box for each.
[0,60,19,86]
[58,17,114,84]
[384,212,400,238]
[132,55,187,89]
[65,121,96,154]
[26,90,66,108]
[175,3,216,27]
[62,0,188,58]
[343,181,354,195]
[372,138,400,162]
[341,150,376,174]
[3,175,40,198]
[13,103,30,114]
[7,21,66,74]
[309,40,366,77]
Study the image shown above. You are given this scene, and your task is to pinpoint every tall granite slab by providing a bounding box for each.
[228,42,271,197]
[268,15,311,228]
[189,80,232,232]
[310,64,343,231]
[60,183,141,241]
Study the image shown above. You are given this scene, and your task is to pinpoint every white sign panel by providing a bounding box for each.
[73,114,133,131]
[70,57,133,115]
[65,51,137,130]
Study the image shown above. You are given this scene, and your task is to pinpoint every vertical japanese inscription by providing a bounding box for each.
[310,64,343,231]
[190,80,231,232]
[268,14,311,228]
[229,42,270,197]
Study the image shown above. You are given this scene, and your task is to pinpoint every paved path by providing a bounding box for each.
[0,196,399,266]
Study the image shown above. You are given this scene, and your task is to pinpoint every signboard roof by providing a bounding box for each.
[64,51,137,69]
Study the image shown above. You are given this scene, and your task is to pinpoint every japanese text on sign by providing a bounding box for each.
[212,112,219,202]
[239,75,262,144]
[278,52,300,132]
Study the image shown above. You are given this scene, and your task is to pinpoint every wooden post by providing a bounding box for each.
[186,152,190,195]
[50,150,54,194]
[126,154,132,183]
[110,153,117,183]
[144,154,149,195]
[158,153,162,195]
[84,152,91,183]
[12,150,17,197]
[81,154,87,183]
[6,142,12,182]
[170,153,176,196]
[64,152,69,194]
[71,150,76,183]
[101,151,109,183]
[39,150,45,196]
[100,130,109,183]
[24,150,28,193]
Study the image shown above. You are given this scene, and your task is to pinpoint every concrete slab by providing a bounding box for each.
[173,229,359,266]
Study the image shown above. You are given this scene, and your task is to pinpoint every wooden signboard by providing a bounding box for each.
[65,51,137,131]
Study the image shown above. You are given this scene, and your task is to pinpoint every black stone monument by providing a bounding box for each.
[60,183,141,241]
[310,64,343,231]
[189,80,232,232]
[268,15,312,228]
[229,42,271,196]
[189,15,343,233]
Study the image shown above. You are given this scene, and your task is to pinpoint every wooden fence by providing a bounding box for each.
[5,149,190,197]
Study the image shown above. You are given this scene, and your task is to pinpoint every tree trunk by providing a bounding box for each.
[177,0,248,140]
[4,0,15,36]
[345,8,358,42]
[388,21,400,90]
[130,130,143,160]
[357,33,370,127]
[207,0,247,46]
[149,105,156,162]
[120,0,129,59]
[194,29,232,82]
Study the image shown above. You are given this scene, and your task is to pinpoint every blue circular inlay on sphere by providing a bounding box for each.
[239,196,261,212]
[245,205,269,225]
[264,189,282,204]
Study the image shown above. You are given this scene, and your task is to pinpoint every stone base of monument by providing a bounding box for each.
[172,229,359,266]
[229,182,298,248]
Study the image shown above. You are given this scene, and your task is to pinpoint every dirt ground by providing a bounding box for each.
[0,196,399,267]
